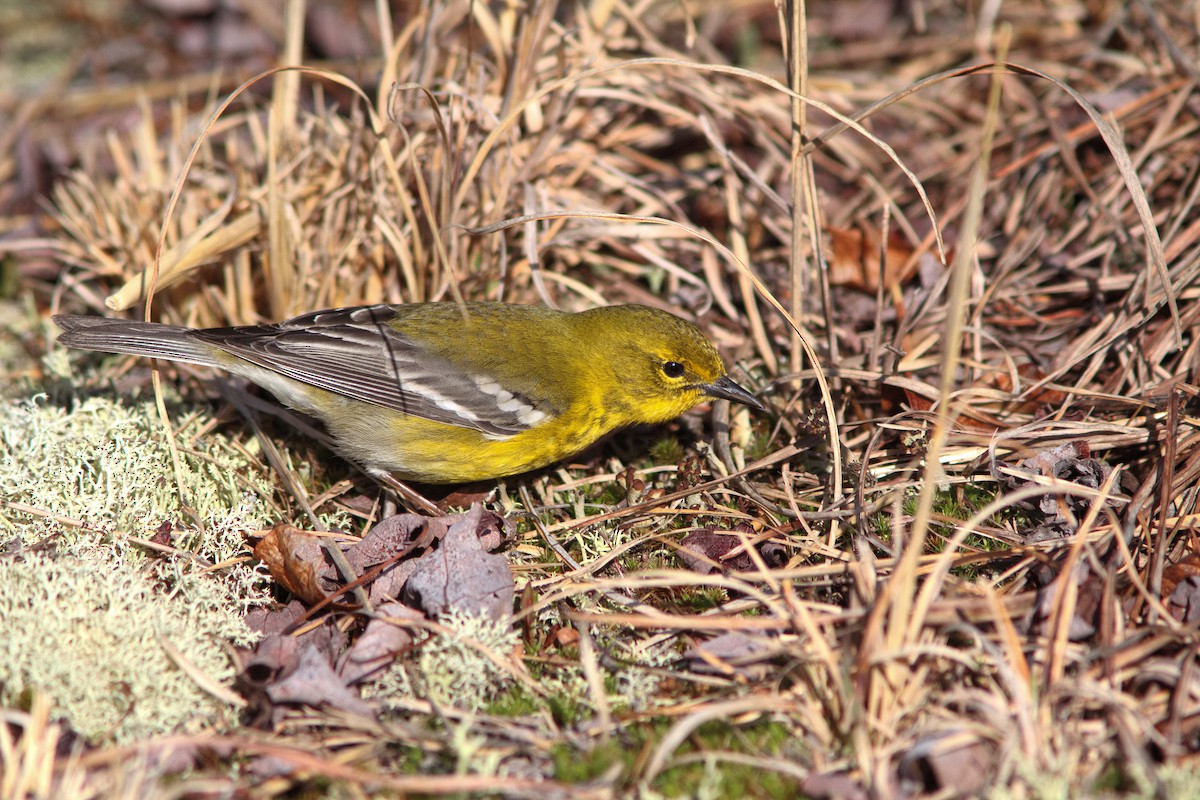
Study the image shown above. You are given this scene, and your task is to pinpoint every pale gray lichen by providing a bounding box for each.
[0,552,254,743]
[369,608,522,713]
[0,394,272,566]
[0,391,281,741]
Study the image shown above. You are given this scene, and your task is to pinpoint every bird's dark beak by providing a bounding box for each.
[702,376,767,412]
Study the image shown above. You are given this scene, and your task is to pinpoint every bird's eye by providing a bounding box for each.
[662,361,686,378]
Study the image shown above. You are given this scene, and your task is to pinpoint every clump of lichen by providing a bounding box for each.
[369,608,522,713]
[0,391,279,741]
[0,553,255,743]
[0,393,271,565]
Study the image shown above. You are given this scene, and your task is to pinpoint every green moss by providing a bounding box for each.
[552,736,636,783]
[589,479,628,507]
[648,436,686,467]
[551,716,801,797]
[485,684,542,717]
[545,692,589,727]
[675,586,727,613]
[651,718,798,798]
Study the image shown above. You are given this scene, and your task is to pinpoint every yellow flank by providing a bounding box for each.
[54,302,766,484]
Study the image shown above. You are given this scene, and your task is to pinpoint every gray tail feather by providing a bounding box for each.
[53,315,222,368]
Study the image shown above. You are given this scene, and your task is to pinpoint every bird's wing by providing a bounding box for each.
[193,305,551,436]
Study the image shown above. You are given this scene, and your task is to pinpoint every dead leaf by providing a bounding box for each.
[984,363,1069,411]
[553,627,580,648]
[827,223,920,294]
[266,643,375,717]
[826,0,899,41]
[339,602,424,684]
[243,599,308,637]
[1163,554,1200,624]
[1024,560,1101,641]
[343,513,440,604]
[252,505,514,607]
[678,524,788,574]
[994,441,1117,541]
[236,619,348,728]
[800,771,871,800]
[253,524,329,605]
[238,505,516,720]
[684,632,774,680]
[898,731,996,796]
[403,505,515,620]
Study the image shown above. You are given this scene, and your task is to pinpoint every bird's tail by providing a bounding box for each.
[53,316,222,368]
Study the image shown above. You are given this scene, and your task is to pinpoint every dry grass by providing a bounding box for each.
[3,0,1200,796]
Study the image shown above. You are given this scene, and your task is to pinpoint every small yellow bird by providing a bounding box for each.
[54,303,765,484]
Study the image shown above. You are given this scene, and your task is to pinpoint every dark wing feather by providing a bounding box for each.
[193,305,547,436]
